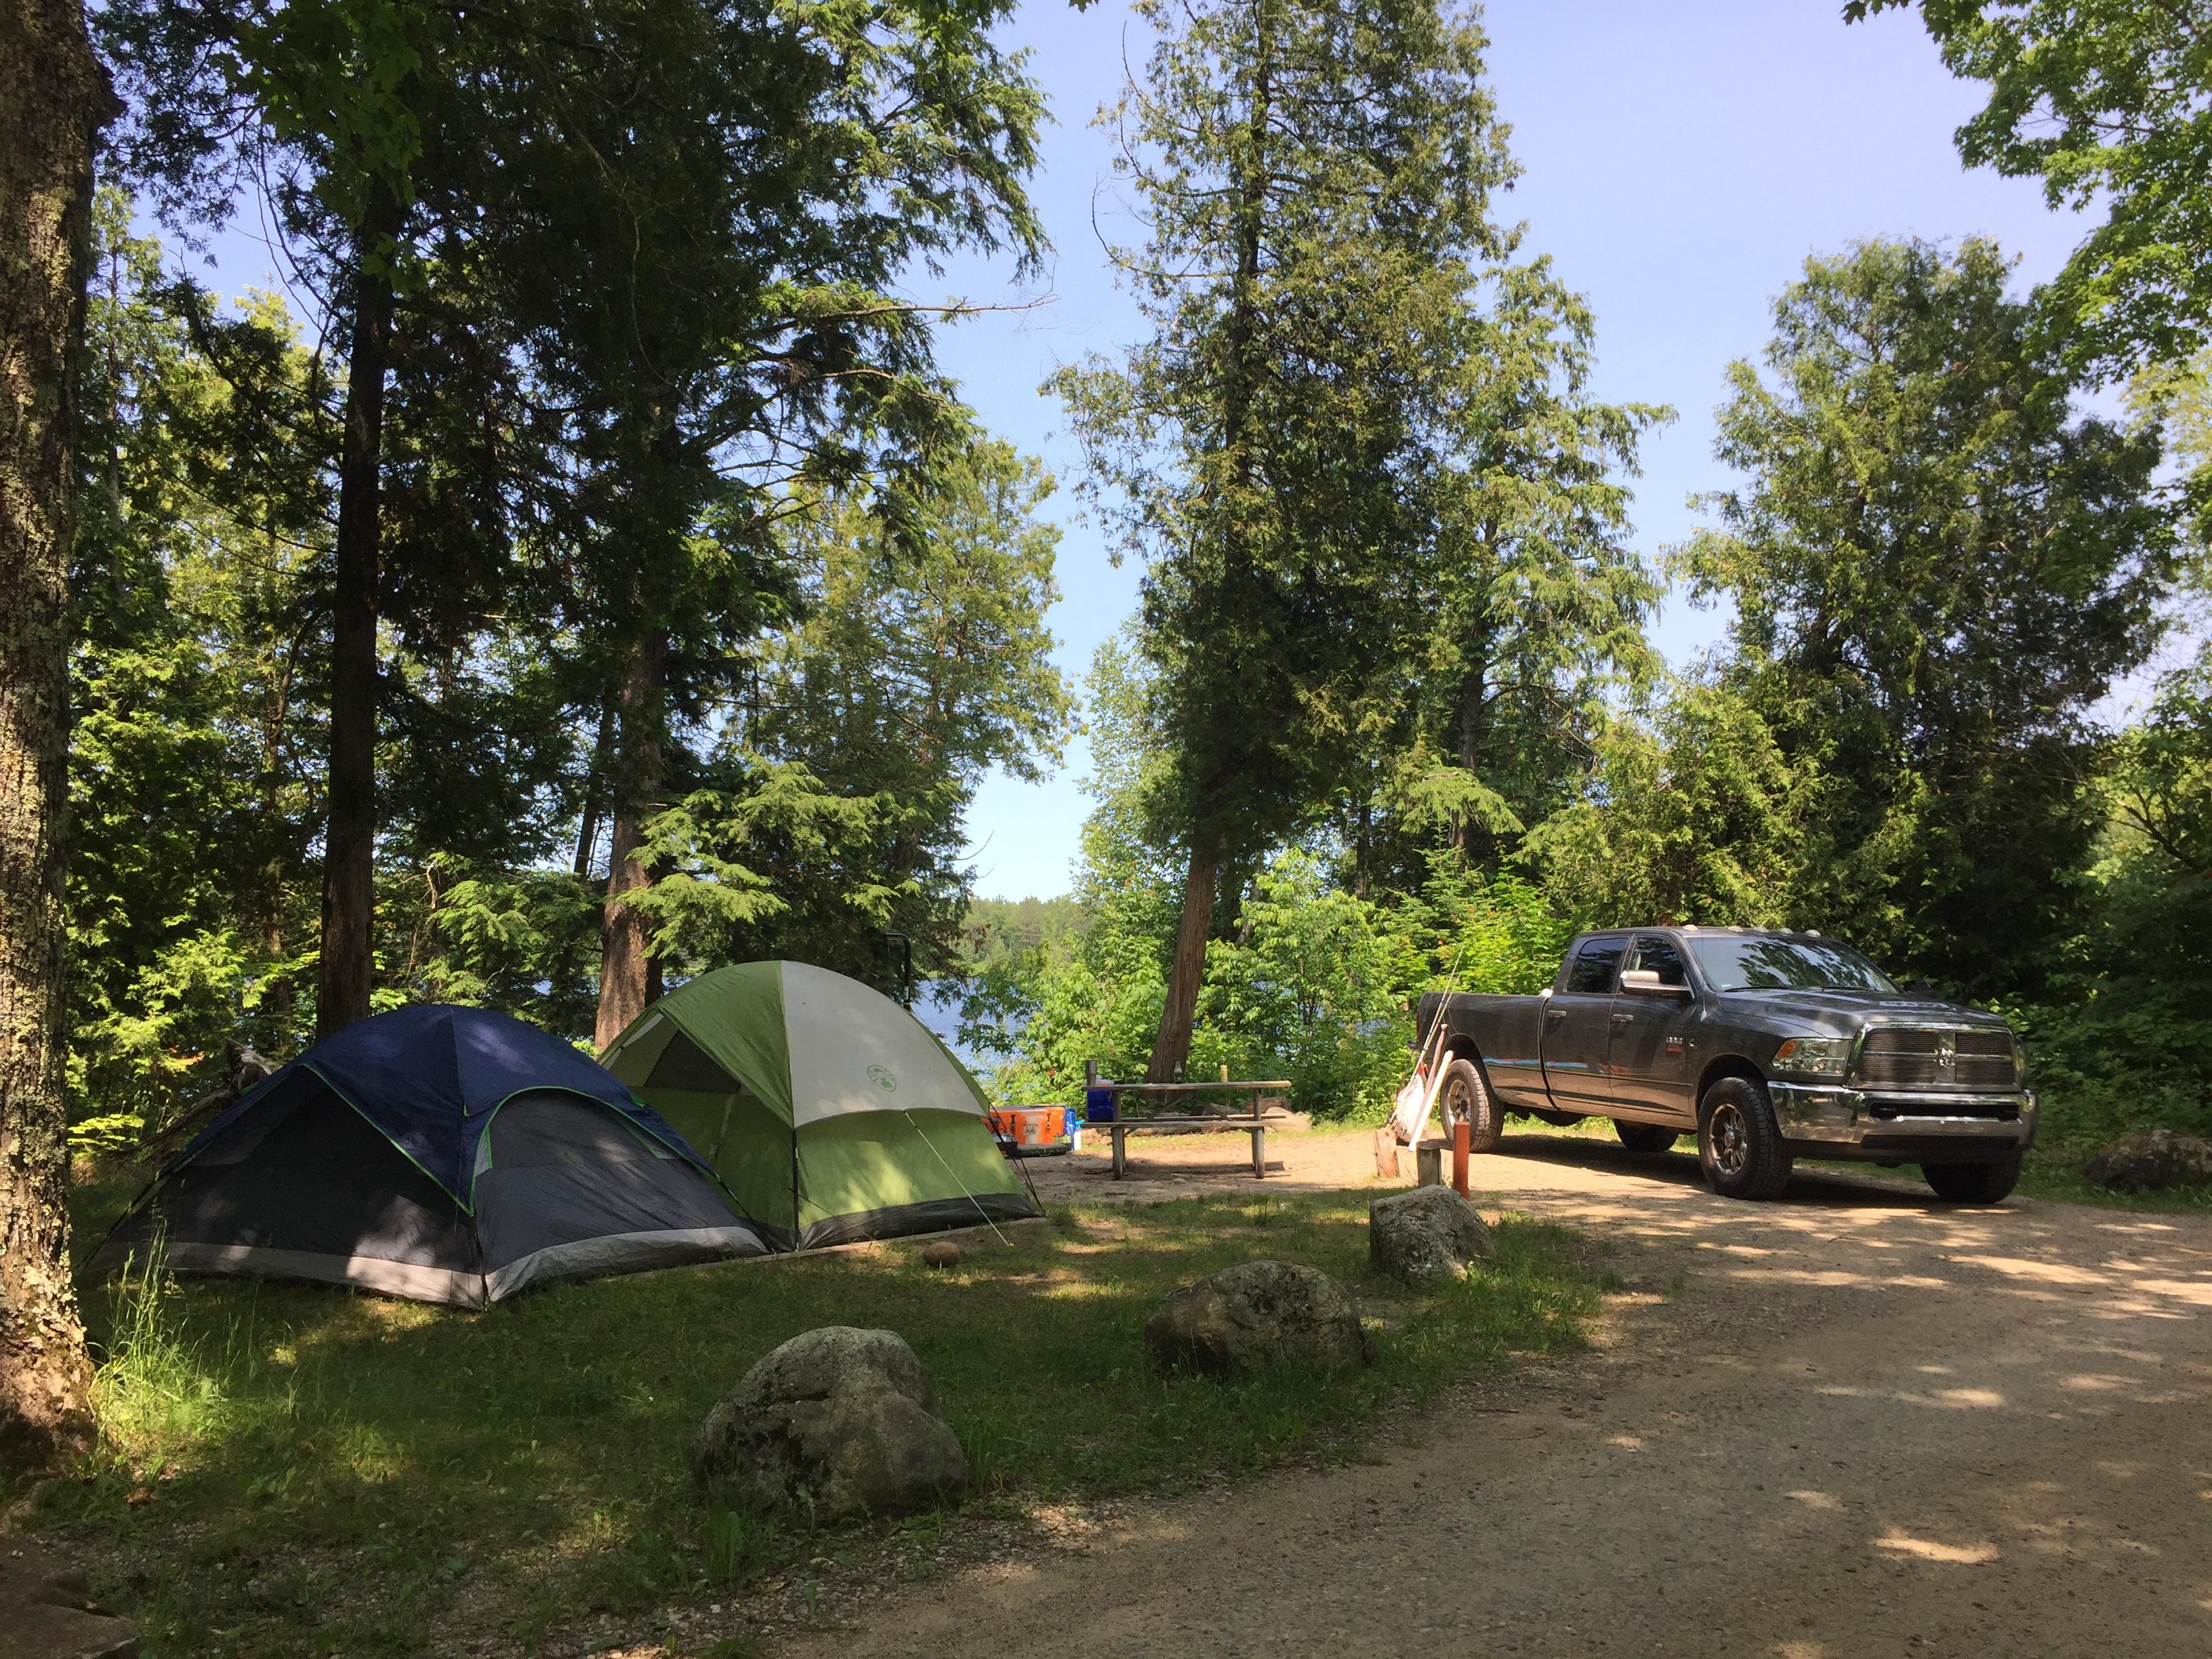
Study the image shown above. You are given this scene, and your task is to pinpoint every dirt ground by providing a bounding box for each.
[779,1128,2212,1659]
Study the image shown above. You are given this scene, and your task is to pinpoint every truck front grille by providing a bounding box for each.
[1856,1029,2018,1090]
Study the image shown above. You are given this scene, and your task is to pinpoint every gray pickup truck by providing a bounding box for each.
[1415,927,2034,1204]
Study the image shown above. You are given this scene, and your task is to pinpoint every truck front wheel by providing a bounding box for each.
[1697,1077,1793,1200]
[1436,1057,1503,1153]
[1922,1153,2022,1205]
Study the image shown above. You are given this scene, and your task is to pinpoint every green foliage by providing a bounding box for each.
[1679,237,2177,994]
[1350,256,1670,888]
[2006,647,2212,1151]
[66,192,330,1139]
[1195,853,1418,1120]
[62,194,1067,1141]
[1050,0,1520,863]
[1848,1,2212,377]
[1528,680,1806,931]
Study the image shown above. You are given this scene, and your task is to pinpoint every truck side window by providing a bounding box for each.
[1628,936,1687,987]
[1564,937,1626,994]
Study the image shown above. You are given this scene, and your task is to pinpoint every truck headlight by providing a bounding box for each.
[1774,1037,1851,1078]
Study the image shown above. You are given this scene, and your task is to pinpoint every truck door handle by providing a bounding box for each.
[1610,1012,1634,1023]
[1544,1010,1565,1025]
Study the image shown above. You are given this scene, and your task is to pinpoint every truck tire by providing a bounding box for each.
[1922,1152,2022,1205]
[1614,1120,1679,1154]
[1436,1057,1503,1153]
[1697,1077,1793,1200]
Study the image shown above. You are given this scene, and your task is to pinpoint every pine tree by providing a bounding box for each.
[1050,0,1523,1080]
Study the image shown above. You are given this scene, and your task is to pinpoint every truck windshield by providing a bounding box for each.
[1684,935,1896,994]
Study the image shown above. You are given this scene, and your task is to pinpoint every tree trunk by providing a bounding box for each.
[315,189,401,1040]
[571,699,616,877]
[1146,836,1218,1084]
[594,632,667,1050]
[0,0,111,1473]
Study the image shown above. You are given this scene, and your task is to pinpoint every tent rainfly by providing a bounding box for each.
[600,960,1038,1250]
[96,1004,767,1307]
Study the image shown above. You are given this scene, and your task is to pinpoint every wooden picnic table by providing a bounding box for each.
[1090,1080,1294,1179]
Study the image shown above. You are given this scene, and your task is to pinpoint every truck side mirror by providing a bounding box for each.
[1620,969,1689,995]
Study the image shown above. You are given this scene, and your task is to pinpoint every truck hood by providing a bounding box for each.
[1721,988,2009,1031]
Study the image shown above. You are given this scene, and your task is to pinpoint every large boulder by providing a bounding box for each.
[1145,1259,1373,1376]
[0,1538,138,1659]
[1369,1185,1496,1283]
[692,1326,966,1521]
[2084,1130,2212,1193]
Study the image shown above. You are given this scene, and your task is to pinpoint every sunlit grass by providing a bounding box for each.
[23,1183,1603,1658]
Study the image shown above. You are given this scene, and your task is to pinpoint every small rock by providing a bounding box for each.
[693,1326,966,1521]
[1145,1259,1374,1376]
[2084,1129,2212,1193]
[0,1538,139,1659]
[1369,1184,1496,1284]
[920,1241,962,1269]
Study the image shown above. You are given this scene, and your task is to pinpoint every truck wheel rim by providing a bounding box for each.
[1444,1077,1468,1125]
[1709,1102,1750,1175]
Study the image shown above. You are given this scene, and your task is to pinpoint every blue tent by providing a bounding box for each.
[98,1005,768,1307]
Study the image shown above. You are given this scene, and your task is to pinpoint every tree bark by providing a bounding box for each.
[1145,836,1218,1084]
[594,632,667,1050]
[316,188,402,1040]
[0,0,112,1473]
[571,698,616,878]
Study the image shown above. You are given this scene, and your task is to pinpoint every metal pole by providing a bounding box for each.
[1452,1118,1470,1198]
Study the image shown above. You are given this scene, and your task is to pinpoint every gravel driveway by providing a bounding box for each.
[779,1130,2212,1658]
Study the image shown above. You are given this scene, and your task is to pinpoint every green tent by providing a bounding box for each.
[600,960,1037,1250]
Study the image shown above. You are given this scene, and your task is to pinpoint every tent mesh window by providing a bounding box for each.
[641,1029,742,1094]
[155,1084,476,1268]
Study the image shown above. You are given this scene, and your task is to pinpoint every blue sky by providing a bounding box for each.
[926,0,2097,900]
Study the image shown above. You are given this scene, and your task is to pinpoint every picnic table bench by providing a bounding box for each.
[1090,1080,1294,1179]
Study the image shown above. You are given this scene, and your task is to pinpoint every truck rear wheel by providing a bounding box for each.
[1614,1121,1679,1154]
[1436,1057,1503,1153]
[1697,1077,1793,1200]
[1923,1152,2022,1205]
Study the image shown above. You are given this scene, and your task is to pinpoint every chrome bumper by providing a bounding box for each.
[1767,1081,2036,1155]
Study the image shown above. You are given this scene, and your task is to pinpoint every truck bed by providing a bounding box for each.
[1416,990,1551,1111]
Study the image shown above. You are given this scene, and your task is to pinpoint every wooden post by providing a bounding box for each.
[1251,1124,1266,1179]
[1415,1141,1443,1187]
[1452,1118,1470,1197]
[1373,1126,1399,1179]
[1085,1059,1099,1088]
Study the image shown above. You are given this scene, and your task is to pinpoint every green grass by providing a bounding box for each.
[22,1186,1603,1658]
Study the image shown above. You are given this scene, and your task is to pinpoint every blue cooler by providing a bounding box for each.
[1084,1084,1117,1124]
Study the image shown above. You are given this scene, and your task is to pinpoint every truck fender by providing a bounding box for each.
[1694,1053,1765,1113]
